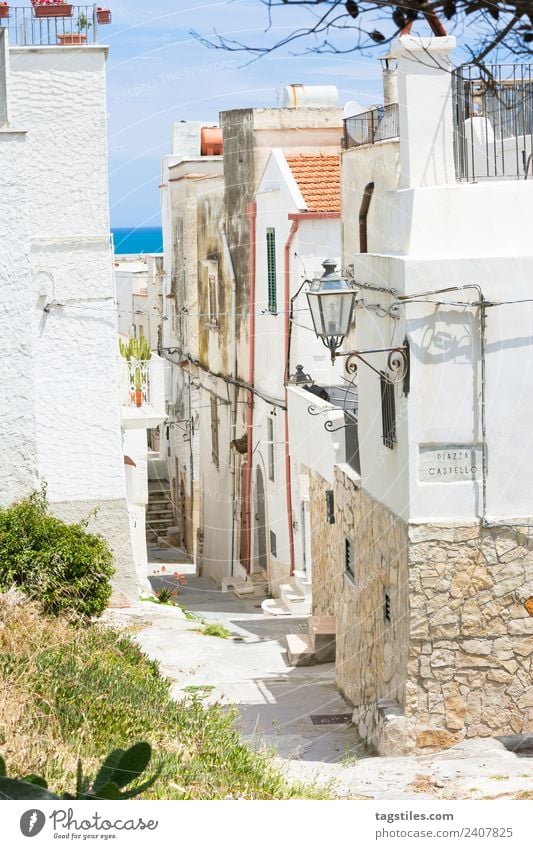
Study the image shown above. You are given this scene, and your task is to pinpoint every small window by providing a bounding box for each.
[380,373,396,450]
[266,228,277,314]
[384,591,392,624]
[345,537,355,581]
[208,270,218,326]
[267,417,275,482]
[210,396,219,469]
[270,530,277,559]
[326,490,335,524]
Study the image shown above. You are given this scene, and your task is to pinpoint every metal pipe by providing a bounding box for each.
[358,182,375,254]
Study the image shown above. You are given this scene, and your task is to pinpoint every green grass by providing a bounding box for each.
[195,622,232,639]
[0,596,326,800]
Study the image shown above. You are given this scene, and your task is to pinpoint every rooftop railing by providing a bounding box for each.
[0,4,111,46]
[343,103,399,150]
[453,63,533,181]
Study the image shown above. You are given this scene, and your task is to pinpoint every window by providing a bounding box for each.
[326,490,335,525]
[345,537,355,581]
[208,270,218,326]
[270,530,277,559]
[267,417,275,482]
[0,31,7,125]
[384,591,392,624]
[266,228,277,314]
[380,374,396,450]
[210,396,219,469]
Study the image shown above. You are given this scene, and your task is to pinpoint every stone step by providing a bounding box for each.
[147,510,174,520]
[279,583,312,615]
[309,615,336,662]
[286,633,316,666]
[293,569,312,598]
[261,598,293,617]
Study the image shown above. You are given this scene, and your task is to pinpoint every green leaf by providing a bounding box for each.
[0,756,5,777]
[21,775,48,789]
[0,777,59,800]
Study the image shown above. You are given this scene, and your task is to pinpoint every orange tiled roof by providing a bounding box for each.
[285,153,340,212]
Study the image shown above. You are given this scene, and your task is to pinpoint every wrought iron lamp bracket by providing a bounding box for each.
[339,345,409,384]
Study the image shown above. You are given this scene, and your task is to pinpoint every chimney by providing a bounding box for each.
[389,35,456,188]
[381,54,398,107]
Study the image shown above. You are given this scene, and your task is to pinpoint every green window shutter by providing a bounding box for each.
[266,228,277,314]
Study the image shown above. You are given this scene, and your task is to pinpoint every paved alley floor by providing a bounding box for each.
[103,555,533,800]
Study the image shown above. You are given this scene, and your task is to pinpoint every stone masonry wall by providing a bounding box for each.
[402,523,533,753]
[332,465,410,752]
[309,471,343,616]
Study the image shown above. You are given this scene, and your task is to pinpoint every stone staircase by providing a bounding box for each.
[221,569,269,599]
[285,615,336,667]
[261,569,312,617]
[146,481,175,546]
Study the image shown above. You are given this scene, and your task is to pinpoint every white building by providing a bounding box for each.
[0,25,139,597]
[307,34,533,753]
[252,148,345,613]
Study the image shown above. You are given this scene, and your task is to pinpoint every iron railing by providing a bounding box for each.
[1,5,103,46]
[453,63,533,181]
[343,103,399,150]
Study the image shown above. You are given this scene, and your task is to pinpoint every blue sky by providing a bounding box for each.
[106,0,384,227]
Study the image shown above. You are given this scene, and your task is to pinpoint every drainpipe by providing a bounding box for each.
[245,202,257,573]
[220,222,238,577]
[284,211,340,576]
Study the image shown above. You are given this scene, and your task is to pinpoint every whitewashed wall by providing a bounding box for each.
[341,35,533,525]
[6,46,136,596]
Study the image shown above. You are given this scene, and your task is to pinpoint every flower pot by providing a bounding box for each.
[97,7,111,24]
[57,32,87,44]
[33,4,74,18]
[134,389,143,408]
[0,4,10,20]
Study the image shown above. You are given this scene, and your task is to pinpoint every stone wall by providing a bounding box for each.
[402,522,533,753]
[331,465,410,754]
[309,471,343,616]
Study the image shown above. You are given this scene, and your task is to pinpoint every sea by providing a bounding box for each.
[111,227,163,255]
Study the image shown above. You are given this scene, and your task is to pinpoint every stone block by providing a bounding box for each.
[416,729,457,749]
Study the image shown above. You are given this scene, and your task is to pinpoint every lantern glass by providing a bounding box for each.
[306,260,355,342]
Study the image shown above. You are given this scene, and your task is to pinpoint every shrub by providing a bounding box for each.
[0,489,114,616]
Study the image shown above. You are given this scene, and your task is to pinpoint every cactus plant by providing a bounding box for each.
[119,337,151,406]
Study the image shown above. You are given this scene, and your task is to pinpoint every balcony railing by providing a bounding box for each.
[1,5,108,47]
[120,359,151,409]
[343,103,399,150]
[454,63,533,181]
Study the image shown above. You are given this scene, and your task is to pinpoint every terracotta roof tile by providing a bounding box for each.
[285,154,340,212]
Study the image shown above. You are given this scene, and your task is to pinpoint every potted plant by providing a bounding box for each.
[119,336,151,408]
[97,6,111,24]
[0,4,10,20]
[32,1,74,19]
[57,11,90,44]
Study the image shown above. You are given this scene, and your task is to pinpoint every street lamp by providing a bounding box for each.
[306,260,356,363]
[306,257,409,384]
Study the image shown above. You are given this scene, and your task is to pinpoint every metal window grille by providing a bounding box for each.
[208,272,218,325]
[380,374,396,450]
[384,591,392,624]
[267,417,275,482]
[345,537,355,580]
[270,530,277,559]
[266,228,277,314]
[326,490,335,524]
[210,396,219,469]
